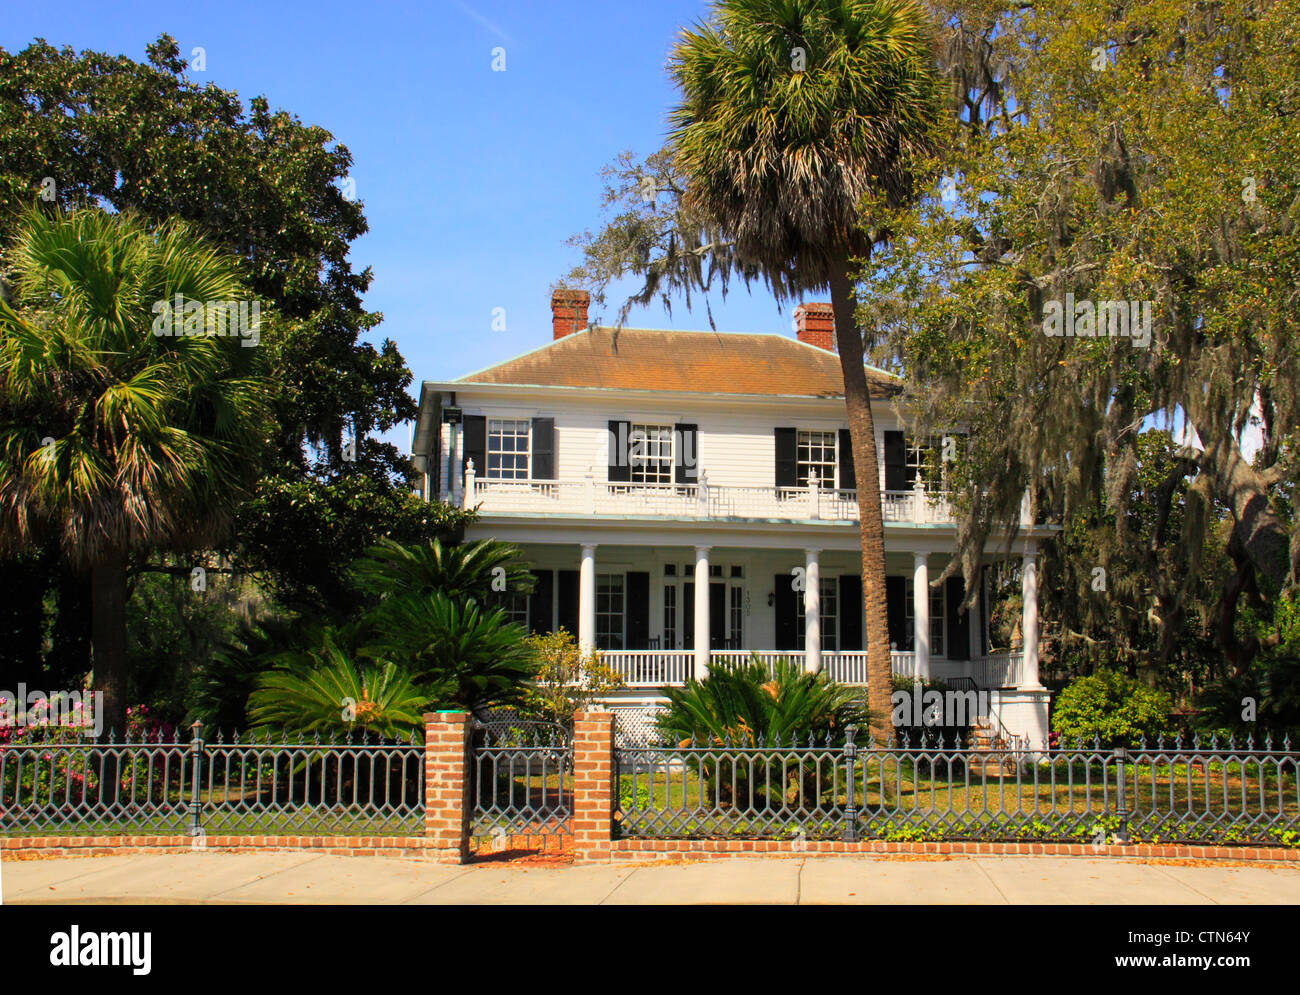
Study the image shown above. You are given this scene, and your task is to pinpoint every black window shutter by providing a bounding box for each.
[886,575,909,650]
[774,427,797,488]
[774,574,798,650]
[557,570,580,639]
[839,575,863,650]
[674,424,699,484]
[838,429,857,490]
[529,570,554,635]
[626,572,650,649]
[531,417,555,479]
[883,430,908,491]
[607,420,630,482]
[463,415,486,478]
[946,576,970,660]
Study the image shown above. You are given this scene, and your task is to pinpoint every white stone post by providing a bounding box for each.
[693,545,711,681]
[462,459,476,510]
[579,543,597,653]
[913,551,930,680]
[1020,540,1043,689]
[807,468,820,520]
[804,548,821,674]
[913,476,927,524]
[697,468,709,516]
[585,466,596,514]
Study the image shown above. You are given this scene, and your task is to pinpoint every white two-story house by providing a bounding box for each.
[411,290,1050,746]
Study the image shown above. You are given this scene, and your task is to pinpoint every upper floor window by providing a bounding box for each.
[487,418,530,480]
[629,424,673,485]
[796,430,836,487]
[906,436,950,490]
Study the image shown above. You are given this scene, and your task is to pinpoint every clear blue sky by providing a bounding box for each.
[3,1,796,451]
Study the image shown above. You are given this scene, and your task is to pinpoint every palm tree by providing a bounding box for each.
[350,536,534,604]
[667,0,942,739]
[0,208,270,736]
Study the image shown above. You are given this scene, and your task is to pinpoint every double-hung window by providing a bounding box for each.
[486,418,530,480]
[796,430,836,488]
[629,424,673,485]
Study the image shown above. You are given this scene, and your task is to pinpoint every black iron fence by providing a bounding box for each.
[0,724,424,837]
[616,728,1300,847]
[468,715,572,853]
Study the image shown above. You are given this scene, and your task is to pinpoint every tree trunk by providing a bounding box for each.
[829,256,892,743]
[91,551,128,739]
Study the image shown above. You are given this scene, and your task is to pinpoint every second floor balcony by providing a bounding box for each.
[460,462,954,524]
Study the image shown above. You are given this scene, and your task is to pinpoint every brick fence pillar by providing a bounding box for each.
[572,710,615,862]
[424,711,473,863]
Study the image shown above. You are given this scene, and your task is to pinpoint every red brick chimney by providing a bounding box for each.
[794,302,835,351]
[551,288,591,340]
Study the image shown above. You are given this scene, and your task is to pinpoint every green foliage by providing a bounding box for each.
[519,629,625,726]
[365,593,536,711]
[0,33,449,616]
[860,0,1300,675]
[351,537,533,604]
[1051,671,1174,748]
[659,654,869,745]
[247,630,426,740]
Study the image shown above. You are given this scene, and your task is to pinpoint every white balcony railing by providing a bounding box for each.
[597,649,1022,688]
[460,465,952,524]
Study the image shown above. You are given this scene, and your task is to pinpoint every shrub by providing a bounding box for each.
[1051,670,1173,748]
[518,629,624,727]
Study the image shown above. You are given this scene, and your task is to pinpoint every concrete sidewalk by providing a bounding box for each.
[3,852,1299,904]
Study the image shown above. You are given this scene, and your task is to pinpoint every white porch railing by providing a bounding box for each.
[973,652,1024,689]
[461,468,953,524]
[597,648,1021,688]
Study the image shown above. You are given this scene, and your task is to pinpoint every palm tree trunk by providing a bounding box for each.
[829,256,893,743]
[91,551,128,739]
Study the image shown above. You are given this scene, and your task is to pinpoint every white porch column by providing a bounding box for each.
[693,545,711,681]
[1020,540,1044,689]
[803,548,821,673]
[578,543,597,653]
[913,551,930,681]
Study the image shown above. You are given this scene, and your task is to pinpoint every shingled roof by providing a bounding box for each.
[454,326,900,399]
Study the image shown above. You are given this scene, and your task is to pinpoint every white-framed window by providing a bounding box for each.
[905,581,945,657]
[487,418,530,479]
[796,577,838,652]
[496,592,529,630]
[663,585,677,649]
[906,436,948,489]
[629,424,673,485]
[796,430,836,488]
[596,574,625,650]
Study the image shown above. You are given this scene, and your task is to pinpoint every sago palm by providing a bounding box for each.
[0,208,270,735]
[668,0,943,738]
[248,629,427,741]
[351,536,534,603]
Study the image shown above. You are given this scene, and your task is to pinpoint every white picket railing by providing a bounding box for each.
[598,648,1019,689]
[463,472,953,524]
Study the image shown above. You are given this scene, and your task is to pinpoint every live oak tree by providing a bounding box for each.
[858,0,1299,679]
[563,0,944,739]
